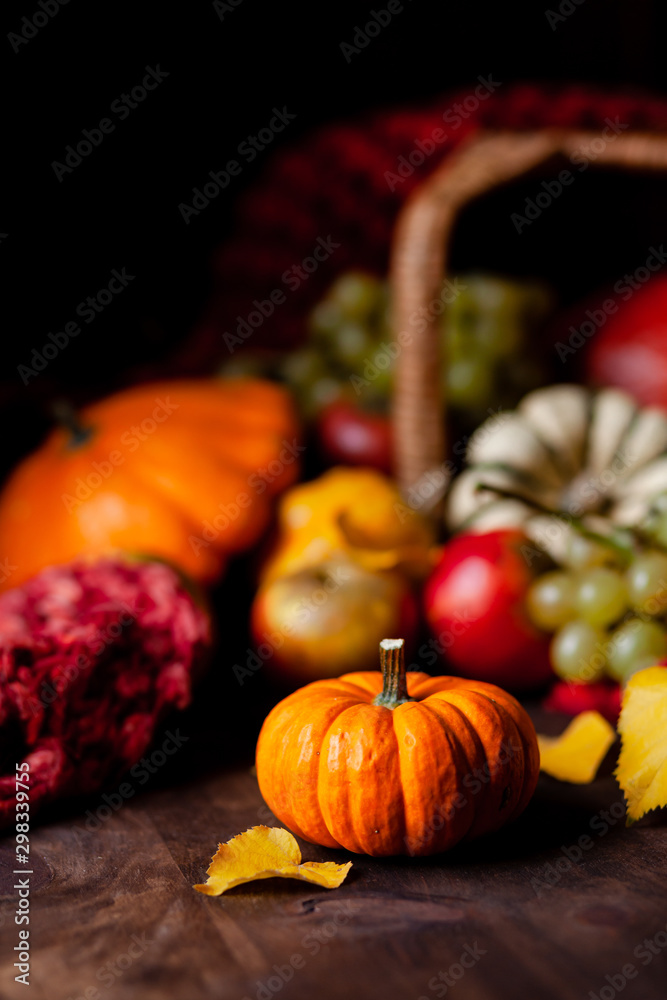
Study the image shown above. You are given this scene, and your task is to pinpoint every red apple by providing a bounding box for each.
[423,529,553,691]
[585,273,667,408]
[316,400,393,474]
[251,558,416,685]
[542,679,622,725]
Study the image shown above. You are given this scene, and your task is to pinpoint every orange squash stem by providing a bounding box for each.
[373,638,414,709]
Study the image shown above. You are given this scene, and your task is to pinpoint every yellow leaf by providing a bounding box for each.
[616,666,667,823]
[193,826,352,896]
[538,711,616,784]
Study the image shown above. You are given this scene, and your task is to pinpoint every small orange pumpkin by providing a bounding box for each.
[0,378,300,590]
[256,639,539,856]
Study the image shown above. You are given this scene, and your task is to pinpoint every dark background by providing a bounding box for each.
[2,0,667,827]
[1,0,665,471]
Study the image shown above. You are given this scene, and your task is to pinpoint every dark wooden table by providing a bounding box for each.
[1,698,666,1000]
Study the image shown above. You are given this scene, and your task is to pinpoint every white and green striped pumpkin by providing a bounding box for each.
[446,384,667,563]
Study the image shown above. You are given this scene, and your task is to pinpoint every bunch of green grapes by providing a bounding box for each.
[280,272,390,419]
[443,274,553,416]
[526,534,667,685]
[281,270,554,421]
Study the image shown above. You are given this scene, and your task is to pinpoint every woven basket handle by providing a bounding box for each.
[390,127,667,505]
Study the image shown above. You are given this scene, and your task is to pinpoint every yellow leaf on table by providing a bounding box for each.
[615,666,667,823]
[193,826,352,896]
[538,711,616,784]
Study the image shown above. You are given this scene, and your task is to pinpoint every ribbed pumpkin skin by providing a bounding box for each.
[256,671,539,857]
[0,379,300,590]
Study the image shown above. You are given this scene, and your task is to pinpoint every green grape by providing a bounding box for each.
[626,551,667,616]
[643,492,667,544]
[362,369,394,408]
[475,314,522,361]
[446,355,494,410]
[309,299,346,340]
[374,283,392,334]
[651,494,667,514]
[619,655,662,687]
[219,351,277,380]
[306,377,346,414]
[443,310,476,348]
[331,322,375,370]
[564,534,618,571]
[574,567,628,628]
[607,619,667,682]
[648,517,667,551]
[281,348,327,388]
[280,349,344,420]
[327,272,382,321]
[443,275,554,362]
[441,318,469,368]
[550,621,607,683]
[526,571,576,631]
[463,276,525,358]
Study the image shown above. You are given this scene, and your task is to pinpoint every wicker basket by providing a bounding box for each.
[391,129,667,507]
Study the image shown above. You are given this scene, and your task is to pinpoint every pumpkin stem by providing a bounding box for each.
[373,638,414,709]
[52,399,93,449]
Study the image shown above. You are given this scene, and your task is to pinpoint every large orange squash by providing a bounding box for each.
[0,378,300,590]
[256,639,539,857]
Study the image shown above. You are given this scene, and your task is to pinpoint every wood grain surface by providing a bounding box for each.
[1,703,666,1000]
[1,564,665,1000]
